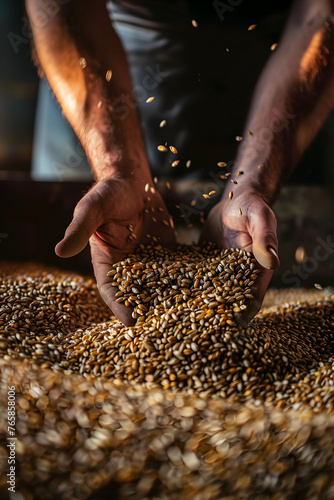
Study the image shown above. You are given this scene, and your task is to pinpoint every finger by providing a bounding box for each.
[248,200,280,270]
[55,189,103,258]
[234,265,273,327]
[90,234,136,326]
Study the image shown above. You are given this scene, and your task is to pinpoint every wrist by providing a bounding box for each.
[99,156,151,184]
[83,111,151,183]
[92,168,153,205]
[227,159,280,206]
[86,135,151,183]
[221,179,274,208]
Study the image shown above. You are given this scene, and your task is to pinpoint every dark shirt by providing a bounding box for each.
[107,0,293,179]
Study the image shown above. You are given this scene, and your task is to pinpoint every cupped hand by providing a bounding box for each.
[199,189,280,326]
[55,176,176,325]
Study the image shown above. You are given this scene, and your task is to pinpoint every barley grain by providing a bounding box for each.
[105,69,112,81]
[1,261,334,500]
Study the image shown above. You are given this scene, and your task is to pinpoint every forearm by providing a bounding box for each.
[229,0,334,205]
[26,0,150,182]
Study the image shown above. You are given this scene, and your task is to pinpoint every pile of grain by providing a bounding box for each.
[0,266,110,371]
[0,249,334,500]
[108,243,257,320]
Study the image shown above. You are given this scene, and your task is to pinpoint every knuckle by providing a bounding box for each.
[265,230,278,245]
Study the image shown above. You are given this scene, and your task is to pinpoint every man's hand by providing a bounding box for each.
[55,177,176,325]
[200,189,279,326]
[26,0,176,326]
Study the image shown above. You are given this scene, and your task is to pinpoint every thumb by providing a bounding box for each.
[55,188,103,258]
[90,235,136,326]
[248,198,280,270]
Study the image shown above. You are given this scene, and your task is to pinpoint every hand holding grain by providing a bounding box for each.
[55,176,176,325]
[200,188,279,326]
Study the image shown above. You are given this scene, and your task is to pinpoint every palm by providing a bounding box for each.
[201,199,251,250]
[56,177,176,325]
[200,191,279,326]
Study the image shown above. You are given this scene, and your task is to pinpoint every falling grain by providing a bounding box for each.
[79,57,87,69]
[295,246,307,264]
[1,253,334,500]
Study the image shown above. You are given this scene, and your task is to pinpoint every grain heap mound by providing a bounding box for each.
[1,251,334,500]
[62,244,258,387]
[108,243,257,321]
[0,267,111,370]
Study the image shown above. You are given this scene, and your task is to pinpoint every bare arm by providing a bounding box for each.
[231,0,334,205]
[26,0,150,182]
[26,0,175,324]
[201,0,334,324]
